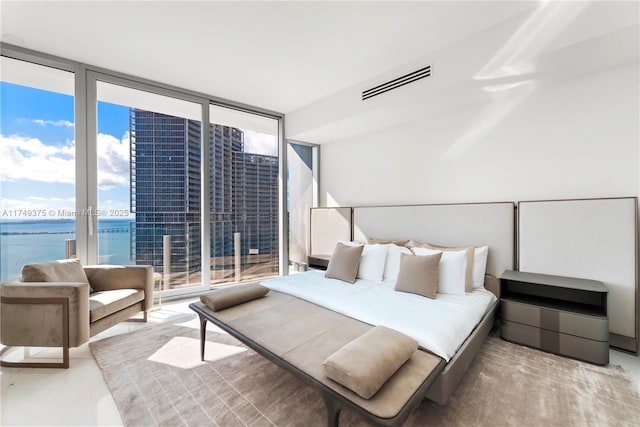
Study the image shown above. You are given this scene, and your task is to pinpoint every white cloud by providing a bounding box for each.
[32,119,74,128]
[0,135,75,183]
[0,133,130,189]
[243,130,277,157]
[27,196,74,203]
[0,196,75,217]
[97,133,130,190]
[1,197,40,210]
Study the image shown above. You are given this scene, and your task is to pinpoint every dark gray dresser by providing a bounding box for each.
[500,270,609,365]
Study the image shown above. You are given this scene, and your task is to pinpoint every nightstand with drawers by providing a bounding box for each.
[307,254,330,270]
[500,270,609,365]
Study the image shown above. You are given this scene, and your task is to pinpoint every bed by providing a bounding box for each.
[190,202,515,426]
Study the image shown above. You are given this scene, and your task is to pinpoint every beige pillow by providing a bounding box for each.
[200,283,269,311]
[22,259,89,284]
[407,240,474,292]
[323,326,418,399]
[325,242,363,283]
[394,252,441,299]
[367,237,409,247]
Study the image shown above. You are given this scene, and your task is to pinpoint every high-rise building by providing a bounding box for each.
[130,110,278,287]
[208,124,279,282]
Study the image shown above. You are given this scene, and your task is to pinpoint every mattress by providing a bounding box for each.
[262,270,496,362]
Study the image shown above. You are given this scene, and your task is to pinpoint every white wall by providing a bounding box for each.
[282,2,639,208]
[287,1,639,352]
[319,63,639,207]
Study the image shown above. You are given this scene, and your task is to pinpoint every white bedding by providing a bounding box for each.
[262,270,496,362]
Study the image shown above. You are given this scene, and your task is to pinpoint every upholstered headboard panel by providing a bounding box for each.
[518,197,638,352]
[352,203,515,277]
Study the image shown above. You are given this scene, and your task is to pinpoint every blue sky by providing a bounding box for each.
[1,82,78,217]
[0,83,128,138]
[0,81,277,220]
[1,82,136,218]
[1,82,76,141]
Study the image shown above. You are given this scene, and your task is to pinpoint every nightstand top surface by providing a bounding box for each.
[501,270,608,293]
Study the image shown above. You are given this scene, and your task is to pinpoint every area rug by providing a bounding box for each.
[90,322,640,426]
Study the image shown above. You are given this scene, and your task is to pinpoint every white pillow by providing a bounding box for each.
[338,242,388,283]
[412,247,467,295]
[383,244,413,282]
[472,246,489,289]
[358,244,388,282]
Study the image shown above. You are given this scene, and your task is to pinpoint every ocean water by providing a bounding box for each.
[0,219,133,280]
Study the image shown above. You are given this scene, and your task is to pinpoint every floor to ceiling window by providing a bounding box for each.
[95,79,204,293]
[208,105,280,284]
[0,56,75,280]
[1,46,288,293]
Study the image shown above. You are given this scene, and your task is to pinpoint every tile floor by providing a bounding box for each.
[0,297,204,426]
[1,297,639,426]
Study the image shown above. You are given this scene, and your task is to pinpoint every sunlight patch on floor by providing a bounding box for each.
[147,336,245,369]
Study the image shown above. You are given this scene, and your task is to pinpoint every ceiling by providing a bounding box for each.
[286,0,640,143]
[0,1,538,114]
[2,1,637,145]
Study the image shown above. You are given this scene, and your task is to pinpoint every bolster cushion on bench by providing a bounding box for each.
[200,283,269,311]
[322,325,419,399]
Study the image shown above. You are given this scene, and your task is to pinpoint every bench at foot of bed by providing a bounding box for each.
[190,290,445,427]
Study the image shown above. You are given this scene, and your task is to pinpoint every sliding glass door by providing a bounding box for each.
[208,105,280,285]
[95,79,205,294]
[92,80,283,295]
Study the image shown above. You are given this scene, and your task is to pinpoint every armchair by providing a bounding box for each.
[0,260,154,368]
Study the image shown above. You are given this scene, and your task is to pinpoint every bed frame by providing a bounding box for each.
[191,202,514,425]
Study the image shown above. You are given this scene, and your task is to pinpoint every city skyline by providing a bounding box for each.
[130,109,279,286]
[0,81,278,220]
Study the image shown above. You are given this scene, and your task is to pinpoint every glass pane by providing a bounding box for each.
[97,82,202,291]
[0,58,75,280]
[287,143,314,272]
[209,105,279,285]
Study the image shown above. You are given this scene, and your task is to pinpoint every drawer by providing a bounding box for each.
[501,320,609,365]
[501,299,608,341]
[501,319,540,347]
[502,299,539,325]
[560,332,609,365]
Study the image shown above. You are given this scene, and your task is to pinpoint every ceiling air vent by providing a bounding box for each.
[362,65,431,101]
